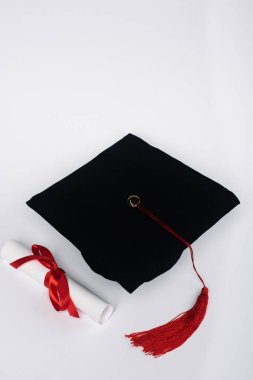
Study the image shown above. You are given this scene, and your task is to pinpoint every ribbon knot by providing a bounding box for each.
[10,244,79,318]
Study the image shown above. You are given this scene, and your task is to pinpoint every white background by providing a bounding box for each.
[0,1,252,379]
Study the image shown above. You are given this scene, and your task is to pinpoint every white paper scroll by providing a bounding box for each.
[1,241,113,324]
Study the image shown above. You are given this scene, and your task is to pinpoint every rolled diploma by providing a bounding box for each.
[1,241,113,324]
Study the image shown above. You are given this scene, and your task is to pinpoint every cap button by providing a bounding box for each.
[127,195,140,207]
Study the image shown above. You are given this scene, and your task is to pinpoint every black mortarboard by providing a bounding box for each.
[26,133,239,356]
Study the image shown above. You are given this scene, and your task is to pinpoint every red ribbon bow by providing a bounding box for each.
[10,244,79,318]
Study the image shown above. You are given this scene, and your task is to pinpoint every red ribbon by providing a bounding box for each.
[10,244,79,318]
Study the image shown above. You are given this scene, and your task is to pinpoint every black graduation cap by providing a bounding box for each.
[26,133,239,356]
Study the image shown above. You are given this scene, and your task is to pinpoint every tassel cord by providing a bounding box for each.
[137,204,206,288]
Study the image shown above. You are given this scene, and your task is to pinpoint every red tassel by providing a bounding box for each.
[125,198,209,357]
[125,286,208,357]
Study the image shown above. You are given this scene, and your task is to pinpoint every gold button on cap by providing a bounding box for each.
[127,195,140,207]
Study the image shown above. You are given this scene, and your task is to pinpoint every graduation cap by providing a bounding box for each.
[26,133,239,356]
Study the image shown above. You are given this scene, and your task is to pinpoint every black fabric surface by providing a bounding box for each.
[26,133,240,292]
